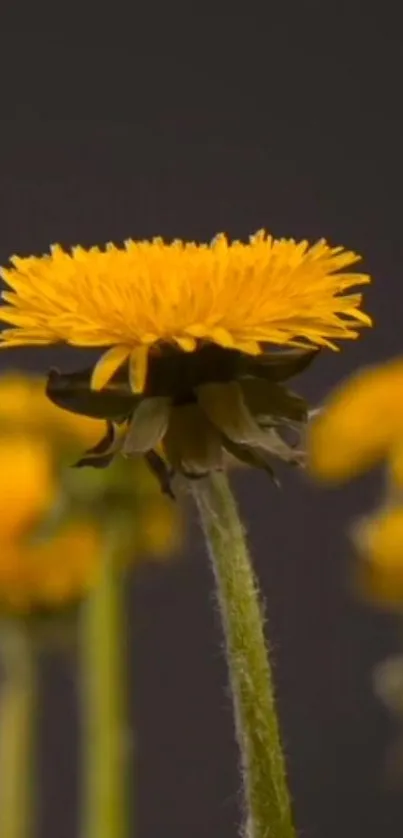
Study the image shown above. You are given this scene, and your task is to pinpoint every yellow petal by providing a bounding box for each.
[173,336,197,352]
[129,345,150,393]
[209,327,235,348]
[91,345,131,391]
[0,232,371,356]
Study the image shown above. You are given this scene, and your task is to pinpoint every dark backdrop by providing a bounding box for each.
[1,5,403,836]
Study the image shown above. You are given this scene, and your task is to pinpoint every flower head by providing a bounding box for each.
[0,233,371,486]
[0,232,370,385]
[308,358,403,483]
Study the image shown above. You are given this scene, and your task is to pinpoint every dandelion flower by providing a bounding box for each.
[353,505,403,608]
[0,435,56,539]
[0,522,101,614]
[0,232,371,486]
[308,358,403,483]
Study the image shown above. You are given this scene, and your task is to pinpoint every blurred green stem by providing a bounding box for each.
[193,471,295,838]
[80,530,131,838]
[0,622,36,838]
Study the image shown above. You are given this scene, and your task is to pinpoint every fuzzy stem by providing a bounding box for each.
[79,532,131,838]
[0,622,36,838]
[193,471,295,838]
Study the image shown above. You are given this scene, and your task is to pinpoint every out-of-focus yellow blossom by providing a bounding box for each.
[308,358,403,483]
[0,373,105,454]
[0,522,101,614]
[0,373,181,615]
[138,497,182,557]
[353,505,403,608]
[113,455,182,557]
[0,435,56,539]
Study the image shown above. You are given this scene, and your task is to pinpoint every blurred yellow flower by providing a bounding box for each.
[137,496,182,557]
[307,358,403,483]
[0,373,181,614]
[0,373,105,453]
[0,522,101,613]
[353,505,403,608]
[0,435,56,540]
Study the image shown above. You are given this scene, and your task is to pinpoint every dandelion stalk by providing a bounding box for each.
[193,471,295,838]
[0,622,36,838]
[79,529,131,838]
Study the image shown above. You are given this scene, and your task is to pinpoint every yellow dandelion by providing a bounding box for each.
[0,521,101,613]
[0,378,181,614]
[353,505,403,608]
[0,232,371,486]
[308,358,403,483]
[0,233,370,383]
[0,435,56,540]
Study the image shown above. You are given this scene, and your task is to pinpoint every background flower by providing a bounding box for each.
[0,522,101,614]
[0,373,181,617]
[352,505,403,608]
[0,435,56,540]
[307,357,403,602]
[307,358,403,483]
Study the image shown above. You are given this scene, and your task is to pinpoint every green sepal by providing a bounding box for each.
[222,437,281,486]
[240,379,308,428]
[75,422,123,469]
[46,366,138,421]
[122,397,171,455]
[162,403,223,476]
[145,343,242,398]
[242,347,319,382]
[145,450,176,499]
[198,381,305,465]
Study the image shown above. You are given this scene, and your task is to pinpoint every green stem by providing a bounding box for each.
[193,471,295,838]
[79,531,131,838]
[0,622,36,838]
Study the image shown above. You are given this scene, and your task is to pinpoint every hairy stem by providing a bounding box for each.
[0,622,36,838]
[79,533,131,838]
[193,471,295,838]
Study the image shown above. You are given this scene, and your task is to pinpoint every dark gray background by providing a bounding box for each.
[1,4,402,836]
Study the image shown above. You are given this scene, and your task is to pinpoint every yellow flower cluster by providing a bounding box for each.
[0,374,180,614]
[308,358,403,608]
